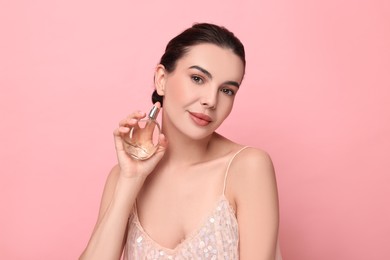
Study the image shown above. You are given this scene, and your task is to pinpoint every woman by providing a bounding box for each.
[80,23,281,260]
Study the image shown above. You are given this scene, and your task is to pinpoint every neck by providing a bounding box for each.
[171,136,213,165]
[160,128,219,167]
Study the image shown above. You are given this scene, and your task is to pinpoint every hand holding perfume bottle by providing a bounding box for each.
[121,103,161,160]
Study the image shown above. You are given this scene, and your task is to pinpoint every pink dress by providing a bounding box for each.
[124,147,282,259]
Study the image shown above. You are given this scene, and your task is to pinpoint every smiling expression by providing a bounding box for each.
[155,43,245,140]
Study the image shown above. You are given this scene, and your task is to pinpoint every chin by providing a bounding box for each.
[187,128,218,141]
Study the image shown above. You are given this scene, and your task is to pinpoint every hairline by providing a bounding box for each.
[164,43,244,74]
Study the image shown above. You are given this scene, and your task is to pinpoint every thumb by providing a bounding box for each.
[158,133,168,151]
[150,133,168,162]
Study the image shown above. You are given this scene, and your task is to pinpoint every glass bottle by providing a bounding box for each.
[122,104,161,160]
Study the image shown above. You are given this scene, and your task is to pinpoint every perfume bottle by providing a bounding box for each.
[122,104,161,160]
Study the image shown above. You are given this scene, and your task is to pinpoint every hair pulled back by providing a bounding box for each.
[152,23,246,106]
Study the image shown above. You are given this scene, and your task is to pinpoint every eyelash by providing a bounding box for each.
[191,75,236,96]
[191,75,204,84]
[220,88,235,96]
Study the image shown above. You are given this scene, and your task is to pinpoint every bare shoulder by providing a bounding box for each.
[231,146,274,175]
[226,146,280,258]
[227,146,278,204]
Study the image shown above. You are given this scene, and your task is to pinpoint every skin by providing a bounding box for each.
[80,43,279,260]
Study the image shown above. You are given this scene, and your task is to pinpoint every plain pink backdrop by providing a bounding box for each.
[1,0,389,259]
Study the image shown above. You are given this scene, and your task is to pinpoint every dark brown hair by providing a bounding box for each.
[152,23,246,106]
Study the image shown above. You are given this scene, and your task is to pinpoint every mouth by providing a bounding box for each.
[188,112,212,126]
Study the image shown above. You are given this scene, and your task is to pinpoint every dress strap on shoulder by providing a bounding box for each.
[222,146,250,195]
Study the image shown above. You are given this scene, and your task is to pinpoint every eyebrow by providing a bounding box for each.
[189,65,240,88]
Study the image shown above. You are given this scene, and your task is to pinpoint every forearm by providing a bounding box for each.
[80,175,146,260]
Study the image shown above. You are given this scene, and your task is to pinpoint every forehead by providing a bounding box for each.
[176,43,245,82]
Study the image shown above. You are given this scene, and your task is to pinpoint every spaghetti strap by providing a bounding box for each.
[222,146,250,195]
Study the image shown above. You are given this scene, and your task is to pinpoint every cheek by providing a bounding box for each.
[223,105,233,119]
[169,86,185,100]
[221,96,235,113]
[165,78,194,103]
[217,100,234,122]
[224,98,234,118]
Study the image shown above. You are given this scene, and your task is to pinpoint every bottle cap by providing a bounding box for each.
[148,105,160,120]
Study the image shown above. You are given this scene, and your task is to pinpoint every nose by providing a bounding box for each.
[200,88,218,110]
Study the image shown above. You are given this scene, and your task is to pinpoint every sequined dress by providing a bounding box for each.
[123,147,282,260]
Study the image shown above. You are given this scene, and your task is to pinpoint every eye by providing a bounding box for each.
[191,75,204,84]
[220,88,236,96]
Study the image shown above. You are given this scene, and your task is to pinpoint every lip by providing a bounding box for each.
[188,112,212,126]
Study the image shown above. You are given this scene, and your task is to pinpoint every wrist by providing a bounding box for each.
[118,171,147,183]
[112,173,146,209]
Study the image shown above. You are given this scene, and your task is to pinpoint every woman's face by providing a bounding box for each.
[156,43,245,140]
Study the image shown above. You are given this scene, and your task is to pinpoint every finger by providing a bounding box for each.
[113,128,125,151]
[119,120,140,136]
[155,133,168,155]
[144,104,161,137]
[149,134,168,164]
[143,121,158,142]
[154,102,162,109]
[116,125,127,133]
[118,112,146,126]
[158,133,168,149]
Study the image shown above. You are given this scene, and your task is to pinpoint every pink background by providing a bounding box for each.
[1,0,389,259]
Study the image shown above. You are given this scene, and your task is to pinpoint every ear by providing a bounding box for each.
[154,64,167,96]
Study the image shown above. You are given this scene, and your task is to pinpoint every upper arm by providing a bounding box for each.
[230,148,279,259]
